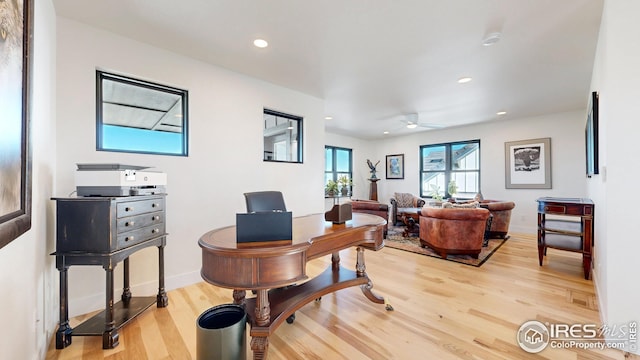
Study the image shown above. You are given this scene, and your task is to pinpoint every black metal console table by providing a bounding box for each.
[52,194,169,349]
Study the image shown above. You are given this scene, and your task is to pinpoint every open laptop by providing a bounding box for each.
[236,211,293,243]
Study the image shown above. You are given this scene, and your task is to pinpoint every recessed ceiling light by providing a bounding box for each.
[324,116,333,120]
[497,111,507,116]
[483,32,502,46]
[253,39,269,48]
[383,131,389,135]
[458,77,472,84]
[406,123,418,129]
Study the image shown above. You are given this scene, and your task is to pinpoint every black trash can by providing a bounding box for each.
[196,304,247,360]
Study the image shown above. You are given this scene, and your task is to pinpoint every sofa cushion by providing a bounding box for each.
[394,192,415,207]
[442,201,479,209]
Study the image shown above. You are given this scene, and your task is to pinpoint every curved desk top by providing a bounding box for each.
[199,212,386,289]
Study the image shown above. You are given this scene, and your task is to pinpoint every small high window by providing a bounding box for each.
[96,70,189,156]
[263,109,303,163]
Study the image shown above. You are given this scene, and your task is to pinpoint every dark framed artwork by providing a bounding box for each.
[585,91,599,177]
[505,138,551,189]
[386,154,404,179]
[0,0,33,250]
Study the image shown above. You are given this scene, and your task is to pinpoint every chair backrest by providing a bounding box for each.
[244,191,287,212]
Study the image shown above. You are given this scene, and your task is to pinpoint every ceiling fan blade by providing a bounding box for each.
[418,122,445,129]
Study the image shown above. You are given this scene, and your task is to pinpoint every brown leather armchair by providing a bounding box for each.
[351,199,389,235]
[390,193,426,226]
[419,207,490,259]
[478,200,515,239]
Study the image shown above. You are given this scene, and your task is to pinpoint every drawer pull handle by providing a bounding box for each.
[125,207,134,212]
[152,228,159,234]
[152,203,159,208]
[125,221,135,227]
[125,236,134,242]
[152,215,160,221]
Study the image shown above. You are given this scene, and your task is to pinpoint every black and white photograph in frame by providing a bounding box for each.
[504,138,551,189]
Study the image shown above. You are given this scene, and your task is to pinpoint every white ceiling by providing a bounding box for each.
[52,0,604,139]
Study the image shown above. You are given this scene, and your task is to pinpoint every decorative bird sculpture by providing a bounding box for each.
[366,159,380,179]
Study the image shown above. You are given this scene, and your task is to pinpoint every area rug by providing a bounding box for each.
[385,226,508,267]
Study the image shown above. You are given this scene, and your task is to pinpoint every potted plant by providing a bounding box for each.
[429,184,443,205]
[325,180,339,196]
[447,180,458,199]
[337,175,352,196]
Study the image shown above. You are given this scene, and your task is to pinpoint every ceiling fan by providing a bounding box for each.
[398,113,445,130]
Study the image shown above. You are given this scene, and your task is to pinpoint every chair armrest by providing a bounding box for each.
[390,198,398,225]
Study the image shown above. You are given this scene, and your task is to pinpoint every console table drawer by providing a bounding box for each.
[542,205,566,214]
[117,211,164,233]
[117,198,164,218]
[118,224,166,249]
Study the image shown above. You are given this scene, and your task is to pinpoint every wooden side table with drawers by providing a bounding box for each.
[51,194,168,349]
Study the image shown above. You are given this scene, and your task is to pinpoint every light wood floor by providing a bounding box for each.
[46,233,638,360]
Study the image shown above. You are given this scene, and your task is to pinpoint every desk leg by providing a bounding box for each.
[122,257,131,302]
[250,336,269,360]
[582,216,593,280]
[356,247,391,309]
[254,289,270,326]
[537,213,545,266]
[55,265,72,349]
[251,289,271,359]
[157,245,169,307]
[332,251,340,270]
[233,289,246,307]
[102,264,119,349]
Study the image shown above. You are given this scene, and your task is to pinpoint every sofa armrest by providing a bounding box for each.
[480,201,515,211]
[352,200,389,211]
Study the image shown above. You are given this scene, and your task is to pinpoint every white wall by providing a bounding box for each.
[0,1,57,359]
[55,18,325,316]
[589,1,640,354]
[364,110,586,234]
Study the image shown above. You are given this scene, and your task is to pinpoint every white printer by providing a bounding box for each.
[75,163,167,196]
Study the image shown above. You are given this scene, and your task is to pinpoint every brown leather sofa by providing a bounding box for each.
[419,207,490,259]
[478,200,516,239]
[351,199,389,235]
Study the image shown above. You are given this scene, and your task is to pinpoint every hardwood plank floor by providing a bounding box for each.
[46,233,638,359]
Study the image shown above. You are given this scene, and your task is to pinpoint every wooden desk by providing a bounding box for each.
[199,213,391,359]
[536,197,594,279]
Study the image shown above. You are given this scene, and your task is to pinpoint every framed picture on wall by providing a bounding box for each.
[504,138,551,189]
[0,0,34,250]
[386,154,404,179]
[585,91,599,177]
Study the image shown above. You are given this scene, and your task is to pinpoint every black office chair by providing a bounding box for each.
[244,191,287,213]
[243,191,299,323]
